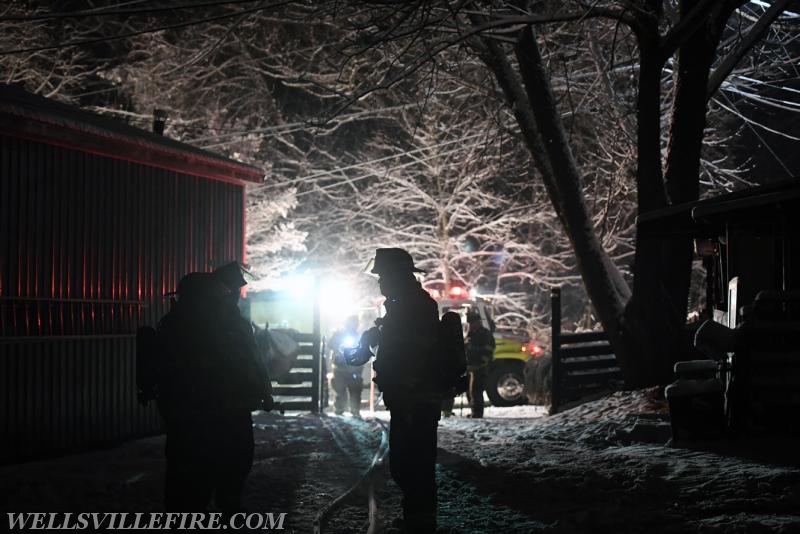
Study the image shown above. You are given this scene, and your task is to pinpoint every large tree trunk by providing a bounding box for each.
[620,21,687,387]
[468,3,780,388]
[476,26,662,386]
[623,2,733,386]
[512,28,653,383]
[660,0,726,354]
[504,22,703,387]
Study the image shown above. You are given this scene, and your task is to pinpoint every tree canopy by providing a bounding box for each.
[2,1,798,372]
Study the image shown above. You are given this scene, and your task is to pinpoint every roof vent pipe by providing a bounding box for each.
[152,109,167,135]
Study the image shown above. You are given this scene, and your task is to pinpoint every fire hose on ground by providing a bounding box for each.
[313,418,390,534]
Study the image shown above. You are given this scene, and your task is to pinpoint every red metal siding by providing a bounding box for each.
[1,135,246,463]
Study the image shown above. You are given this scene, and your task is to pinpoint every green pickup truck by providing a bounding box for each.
[437,296,543,406]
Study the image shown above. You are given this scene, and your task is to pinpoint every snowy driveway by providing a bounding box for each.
[3,391,800,533]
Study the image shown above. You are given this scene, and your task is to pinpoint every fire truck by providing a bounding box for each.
[432,286,543,406]
[242,275,544,411]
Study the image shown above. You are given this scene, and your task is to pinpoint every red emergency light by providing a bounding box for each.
[521,342,544,357]
[426,284,470,300]
[448,285,468,299]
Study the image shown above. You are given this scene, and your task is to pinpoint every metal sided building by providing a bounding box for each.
[0,85,263,463]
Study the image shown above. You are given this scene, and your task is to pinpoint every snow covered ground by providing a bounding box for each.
[433,390,800,533]
[3,390,799,533]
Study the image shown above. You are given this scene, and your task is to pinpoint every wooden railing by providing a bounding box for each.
[550,288,623,412]
[269,331,323,413]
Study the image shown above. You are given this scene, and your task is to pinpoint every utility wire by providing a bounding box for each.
[716,91,795,177]
[0,0,262,22]
[733,75,800,95]
[293,141,490,199]
[722,85,800,112]
[248,133,488,194]
[248,135,494,199]
[83,103,432,147]
[0,0,294,56]
[187,90,477,145]
[714,93,800,142]
[191,104,420,144]
[78,95,478,155]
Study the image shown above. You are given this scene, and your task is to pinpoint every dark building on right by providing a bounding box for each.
[638,179,800,437]
[638,179,799,327]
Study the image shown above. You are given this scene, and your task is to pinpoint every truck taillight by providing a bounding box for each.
[521,343,544,357]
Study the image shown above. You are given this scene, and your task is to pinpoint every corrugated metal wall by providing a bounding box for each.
[0,134,245,463]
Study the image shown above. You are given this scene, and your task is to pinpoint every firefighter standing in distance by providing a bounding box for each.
[465,309,494,418]
[329,315,365,417]
[364,248,442,533]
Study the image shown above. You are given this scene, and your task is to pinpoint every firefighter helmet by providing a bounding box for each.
[368,248,425,275]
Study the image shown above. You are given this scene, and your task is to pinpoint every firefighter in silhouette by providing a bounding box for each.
[360,248,442,533]
[155,262,272,518]
[329,315,365,417]
[465,309,494,418]
[439,306,459,418]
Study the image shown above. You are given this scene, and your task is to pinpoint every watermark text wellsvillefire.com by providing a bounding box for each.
[8,512,286,530]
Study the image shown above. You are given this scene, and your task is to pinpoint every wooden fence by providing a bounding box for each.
[270,332,323,412]
[550,288,623,411]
